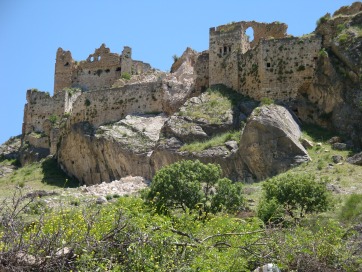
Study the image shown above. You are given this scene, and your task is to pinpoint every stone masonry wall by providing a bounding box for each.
[209,21,288,91]
[54,44,152,94]
[69,81,164,128]
[238,36,322,101]
[22,90,66,135]
[194,51,209,92]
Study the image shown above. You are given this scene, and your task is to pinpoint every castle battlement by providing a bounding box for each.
[54,44,152,94]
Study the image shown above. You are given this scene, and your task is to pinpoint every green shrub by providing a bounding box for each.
[260,97,274,105]
[147,160,244,215]
[257,173,332,223]
[339,194,362,223]
[318,48,328,58]
[121,72,131,80]
[48,114,58,125]
[316,13,331,27]
[266,219,359,271]
[338,33,349,44]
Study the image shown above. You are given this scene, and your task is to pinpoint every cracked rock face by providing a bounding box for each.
[239,105,310,180]
[58,114,167,185]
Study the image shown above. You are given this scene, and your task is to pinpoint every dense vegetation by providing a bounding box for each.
[0,125,362,271]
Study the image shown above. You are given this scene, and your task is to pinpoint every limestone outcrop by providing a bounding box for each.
[239,105,310,180]
[58,114,167,185]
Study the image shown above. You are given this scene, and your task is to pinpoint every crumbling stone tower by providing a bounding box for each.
[209,21,288,90]
[209,20,321,102]
[54,44,151,94]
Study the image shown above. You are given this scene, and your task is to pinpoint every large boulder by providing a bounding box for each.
[239,105,310,180]
[57,114,167,185]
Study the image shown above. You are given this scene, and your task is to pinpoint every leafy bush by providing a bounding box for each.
[260,97,274,105]
[316,13,331,27]
[121,72,131,80]
[264,219,360,271]
[48,114,58,125]
[318,48,329,58]
[257,173,332,223]
[147,160,244,215]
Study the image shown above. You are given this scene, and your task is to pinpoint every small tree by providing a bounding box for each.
[147,160,244,215]
[257,173,332,223]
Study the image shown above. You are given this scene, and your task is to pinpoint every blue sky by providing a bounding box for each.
[0,0,357,144]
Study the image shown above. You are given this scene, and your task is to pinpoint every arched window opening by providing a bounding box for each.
[245,27,254,42]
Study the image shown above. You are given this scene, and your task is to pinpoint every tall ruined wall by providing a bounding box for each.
[54,49,74,93]
[22,90,67,135]
[209,21,287,90]
[209,23,244,90]
[194,51,209,92]
[238,36,322,101]
[69,81,164,128]
[54,44,152,94]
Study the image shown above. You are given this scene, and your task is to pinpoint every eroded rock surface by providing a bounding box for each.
[239,105,310,180]
[58,114,167,185]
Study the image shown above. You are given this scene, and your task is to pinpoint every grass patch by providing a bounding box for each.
[179,130,240,152]
[179,84,250,125]
[0,158,78,199]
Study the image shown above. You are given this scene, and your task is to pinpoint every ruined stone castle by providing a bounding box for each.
[21,1,362,184]
[22,18,323,162]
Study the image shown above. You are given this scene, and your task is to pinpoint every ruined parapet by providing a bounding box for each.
[238,35,322,101]
[194,50,209,92]
[209,20,288,90]
[54,48,74,94]
[53,44,152,93]
[120,46,132,75]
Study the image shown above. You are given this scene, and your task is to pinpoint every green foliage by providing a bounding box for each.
[121,72,131,80]
[48,114,58,125]
[266,219,359,271]
[257,197,284,224]
[260,97,274,105]
[338,33,349,44]
[179,84,249,125]
[179,130,240,152]
[258,173,332,222]
[316,13,331,26]
[339,194,362,223]
[337,23,346,33]
[0,192,359,271]
[147,160,244,215]
[318,48,329,58]
[64,87,81,97]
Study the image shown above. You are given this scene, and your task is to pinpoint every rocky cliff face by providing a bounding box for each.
[58,114,167,185]
[294,3,362,147]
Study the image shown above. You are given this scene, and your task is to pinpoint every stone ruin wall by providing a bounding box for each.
[206,20,324,102]
[238,36,322,101]
[209,23,244,90]
[194,51,209,92]
[54,44,151,94]
[69,81,165,128]
[23,90,66,135]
